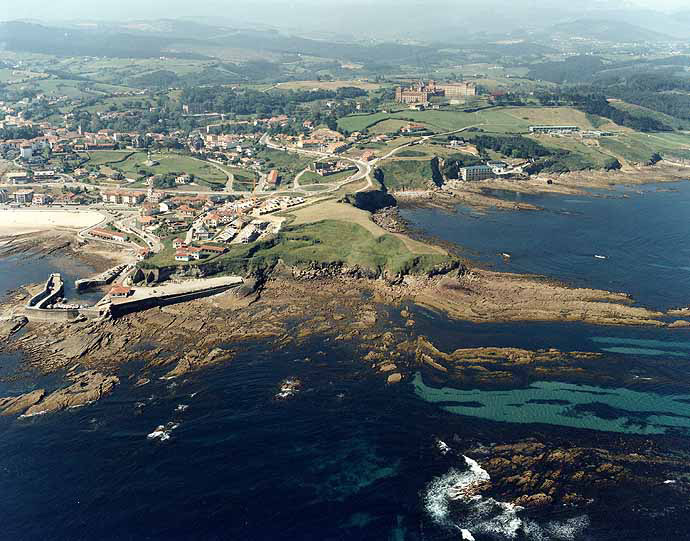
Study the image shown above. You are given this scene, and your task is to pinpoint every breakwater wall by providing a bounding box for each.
[75,264,130,291]
[25,307,81,322]
[109,282,242,318]
[26,273,109,322]
[27,274,64,310]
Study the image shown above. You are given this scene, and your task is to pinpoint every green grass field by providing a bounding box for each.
[600,132,690,164]
[82,151,233,184]
[79,151,135,166]
[608,99,690,131]
[76,95,156,115]
[256,148,312,179]
[143,220,454,277]
[376,159,436,191]
[530,137,619,170]
[368,119,419,134]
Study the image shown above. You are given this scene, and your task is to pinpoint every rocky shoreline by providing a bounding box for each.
[2,226,690,521]
[2,259,686,394]
[390,162,690,213]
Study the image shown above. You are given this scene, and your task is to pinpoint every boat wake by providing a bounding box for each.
[424,454,589,540]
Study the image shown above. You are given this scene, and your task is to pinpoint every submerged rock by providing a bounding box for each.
[513,493,553,508]
[147,422,179,442]
[163,347,233,379]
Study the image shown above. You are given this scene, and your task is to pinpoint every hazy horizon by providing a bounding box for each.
[4,0,690,26]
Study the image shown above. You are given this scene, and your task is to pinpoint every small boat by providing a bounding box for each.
[501,252,511,259]
[594,255,607,260]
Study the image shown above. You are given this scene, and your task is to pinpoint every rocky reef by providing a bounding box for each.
[0,371,118,418]
[462,438,690,511]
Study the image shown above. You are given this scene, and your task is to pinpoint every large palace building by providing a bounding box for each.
[395,80,477,104]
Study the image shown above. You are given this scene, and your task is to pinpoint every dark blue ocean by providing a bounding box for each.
[401,182,690,311]
[2,183,690,540]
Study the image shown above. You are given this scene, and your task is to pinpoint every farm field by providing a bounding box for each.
[339,106,624,135]
[299,169,356,185]
[275,80,383,91]
[600,132,690,164]
[81,151,232,184]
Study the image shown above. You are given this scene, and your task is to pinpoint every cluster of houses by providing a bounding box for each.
[172,238,227,262]
[268,128,352,155]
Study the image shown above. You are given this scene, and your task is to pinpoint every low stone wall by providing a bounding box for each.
[25,307,80,322]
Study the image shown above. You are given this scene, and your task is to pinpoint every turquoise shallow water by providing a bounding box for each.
[412,373,690,435]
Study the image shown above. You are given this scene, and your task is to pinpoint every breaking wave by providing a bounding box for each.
[424,455,589,540]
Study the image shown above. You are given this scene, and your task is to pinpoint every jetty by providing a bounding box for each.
[75,264,131,291]
[27,273,64,310]
[25,272,243,322]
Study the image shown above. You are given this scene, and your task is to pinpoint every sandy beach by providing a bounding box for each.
[0,208,105,235]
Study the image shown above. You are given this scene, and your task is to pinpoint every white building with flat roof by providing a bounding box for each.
[19,146,33,160]
[460,165,494,181]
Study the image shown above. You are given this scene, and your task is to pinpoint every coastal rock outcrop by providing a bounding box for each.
[414,336,603,388]
[162,347,233,379]
[0,389,45,416]
[22,371,119,417]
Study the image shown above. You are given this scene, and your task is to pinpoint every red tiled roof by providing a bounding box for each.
[109,286,132,296]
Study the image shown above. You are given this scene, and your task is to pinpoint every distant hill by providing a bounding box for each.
[527,55,606,84]
[549,19,674,43]
[0,21,209,59]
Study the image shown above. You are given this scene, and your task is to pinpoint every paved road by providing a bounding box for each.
[259,133,370,195]
[259,125,483,196]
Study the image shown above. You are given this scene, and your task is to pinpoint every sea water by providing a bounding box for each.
[400,182,690,310]
[2,184,690,539]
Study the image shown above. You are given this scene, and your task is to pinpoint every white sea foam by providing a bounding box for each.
[147,422,179,442]
[436,438,451,455]
[461,528,475,540]
[424,455,589,540]
[424,456,490,525]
